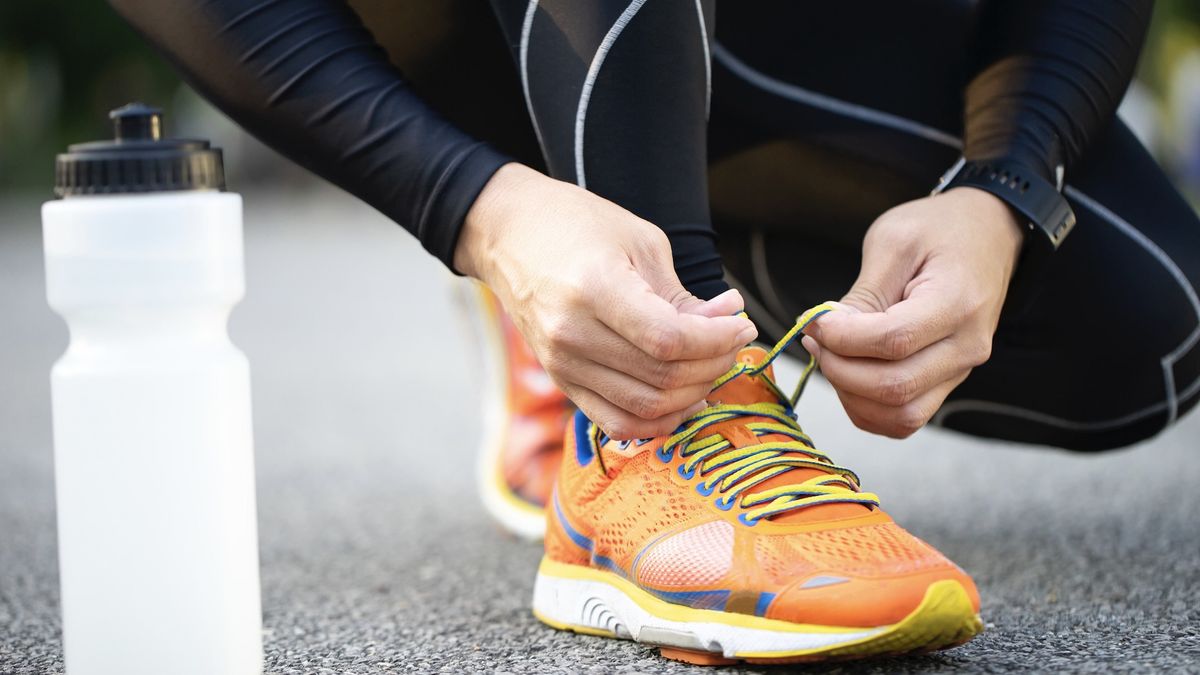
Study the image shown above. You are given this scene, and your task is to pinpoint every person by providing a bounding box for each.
[110,0,1198,664]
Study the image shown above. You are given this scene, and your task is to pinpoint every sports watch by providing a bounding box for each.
[931,157,1076,310]
[932,157,1076,252]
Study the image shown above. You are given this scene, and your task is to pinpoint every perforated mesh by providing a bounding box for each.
[637,521,734,588]
[755,523,950,582]
[590,455,711,565]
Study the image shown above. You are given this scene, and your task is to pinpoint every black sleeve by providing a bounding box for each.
[965,0,1154,182]
[107,0,512,270]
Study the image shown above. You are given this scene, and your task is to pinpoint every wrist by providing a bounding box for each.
[454,162,541,280]
[943,186,1024,263]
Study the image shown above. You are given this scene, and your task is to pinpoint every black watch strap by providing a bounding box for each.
[934,158,1076,250]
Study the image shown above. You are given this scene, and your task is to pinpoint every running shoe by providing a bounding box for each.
[470,283,573,539]
[533,304,982,664]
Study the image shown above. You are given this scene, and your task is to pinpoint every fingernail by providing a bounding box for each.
[801,335,821,359]
[706,288,737,304]
[685,400,708,417]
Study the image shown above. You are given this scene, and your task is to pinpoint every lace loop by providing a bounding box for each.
[663,303,880,524]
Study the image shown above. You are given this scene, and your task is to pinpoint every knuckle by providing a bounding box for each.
[842,287,889,316]
[644,323,682,360]
[542,317,573,349]
[599,416,631,441]
[631,389,667,420]
[967,337,993,366]
[540,348,570,375]
[880,325,916,359]
[878,371,918,405]
[846,409,876,434]
[561,280,588,307]
[961,293,988,317]
[654,361,685,389]
[891,405,929,438]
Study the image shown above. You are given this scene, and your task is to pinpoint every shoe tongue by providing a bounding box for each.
[710,347,778,406]
[710,346,869,524]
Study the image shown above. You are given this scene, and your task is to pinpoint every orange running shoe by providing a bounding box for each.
[472,283,573,539]
[533,304,982,665]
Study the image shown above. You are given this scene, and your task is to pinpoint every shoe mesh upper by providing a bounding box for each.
[755,523,951,582]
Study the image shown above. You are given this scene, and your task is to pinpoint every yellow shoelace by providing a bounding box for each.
[656,303,880,526]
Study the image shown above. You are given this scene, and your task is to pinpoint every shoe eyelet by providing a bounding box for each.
[656,448,672,464]
[677,464,696,480]
[696,482,714,496]
[738,513,760,527]
[715,495,735,511]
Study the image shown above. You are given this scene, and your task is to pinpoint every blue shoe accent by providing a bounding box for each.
[648,589,731,611]
[738,513,760,526]
[677,464,696,480]
[573,409,595,467]
[754,592,777,617]
[552,487,626,579]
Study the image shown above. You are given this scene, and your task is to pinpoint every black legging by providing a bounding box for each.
[112,0,1199,451]
[492,1,1200,452]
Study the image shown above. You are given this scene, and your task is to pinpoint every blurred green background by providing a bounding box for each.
[1,1,1198,202]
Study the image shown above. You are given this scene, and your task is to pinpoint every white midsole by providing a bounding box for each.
[532,571,884,657]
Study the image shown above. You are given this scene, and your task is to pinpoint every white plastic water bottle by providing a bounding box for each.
[42,104,263,674]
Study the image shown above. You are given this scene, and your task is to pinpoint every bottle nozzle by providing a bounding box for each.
[110,102,163,142]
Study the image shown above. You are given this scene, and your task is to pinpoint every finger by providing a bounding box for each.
[550,322,740,389]
[594,268,756,360]
[561,383,706,441]
[805,290,958,361]
[835,372,968,439]
[814,337,970,407]
[678,288,746,318]
[570,359,712,420]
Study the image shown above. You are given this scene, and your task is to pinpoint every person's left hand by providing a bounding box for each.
[801,187,1024,438]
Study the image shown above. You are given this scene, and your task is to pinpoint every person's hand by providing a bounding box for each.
[801,187,1023,438]
[455,163,757,439]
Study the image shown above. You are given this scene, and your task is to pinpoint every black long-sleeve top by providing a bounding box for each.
[107,0,1153,270]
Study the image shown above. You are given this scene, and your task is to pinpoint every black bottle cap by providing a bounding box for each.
[54,103,226,197]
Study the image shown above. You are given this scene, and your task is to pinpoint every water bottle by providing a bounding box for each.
[42,103,263,674]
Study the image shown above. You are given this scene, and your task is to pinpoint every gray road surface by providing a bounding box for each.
[1,189,1198,674]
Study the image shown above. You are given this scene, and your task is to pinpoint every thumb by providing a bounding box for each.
[632,229,710,313]
[840,244,912,313]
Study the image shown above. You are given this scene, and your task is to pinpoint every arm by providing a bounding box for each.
[806,0,1155,438]
[107,0,509,266]
[965,0,1155,181]
[110,0,754,438]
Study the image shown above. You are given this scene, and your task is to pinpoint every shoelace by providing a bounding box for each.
[655,303,880,526]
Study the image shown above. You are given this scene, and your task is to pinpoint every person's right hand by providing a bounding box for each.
[455,163,756,440]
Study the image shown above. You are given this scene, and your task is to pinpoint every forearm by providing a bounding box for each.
[107,0,510,267]
[964,0,1154,181]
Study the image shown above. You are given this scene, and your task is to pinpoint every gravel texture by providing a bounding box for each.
[1,190,1197,674]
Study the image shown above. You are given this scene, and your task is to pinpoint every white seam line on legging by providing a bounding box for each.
[693,0,711,117]
[1062,186,1200,425]
[750,228,794,322]
[712,42,963,148]
[575,0,649,189]
[519,0,546,153]
[712,40,1200,432]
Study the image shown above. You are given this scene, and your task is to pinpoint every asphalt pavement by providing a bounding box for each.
[1,188,1197,674]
